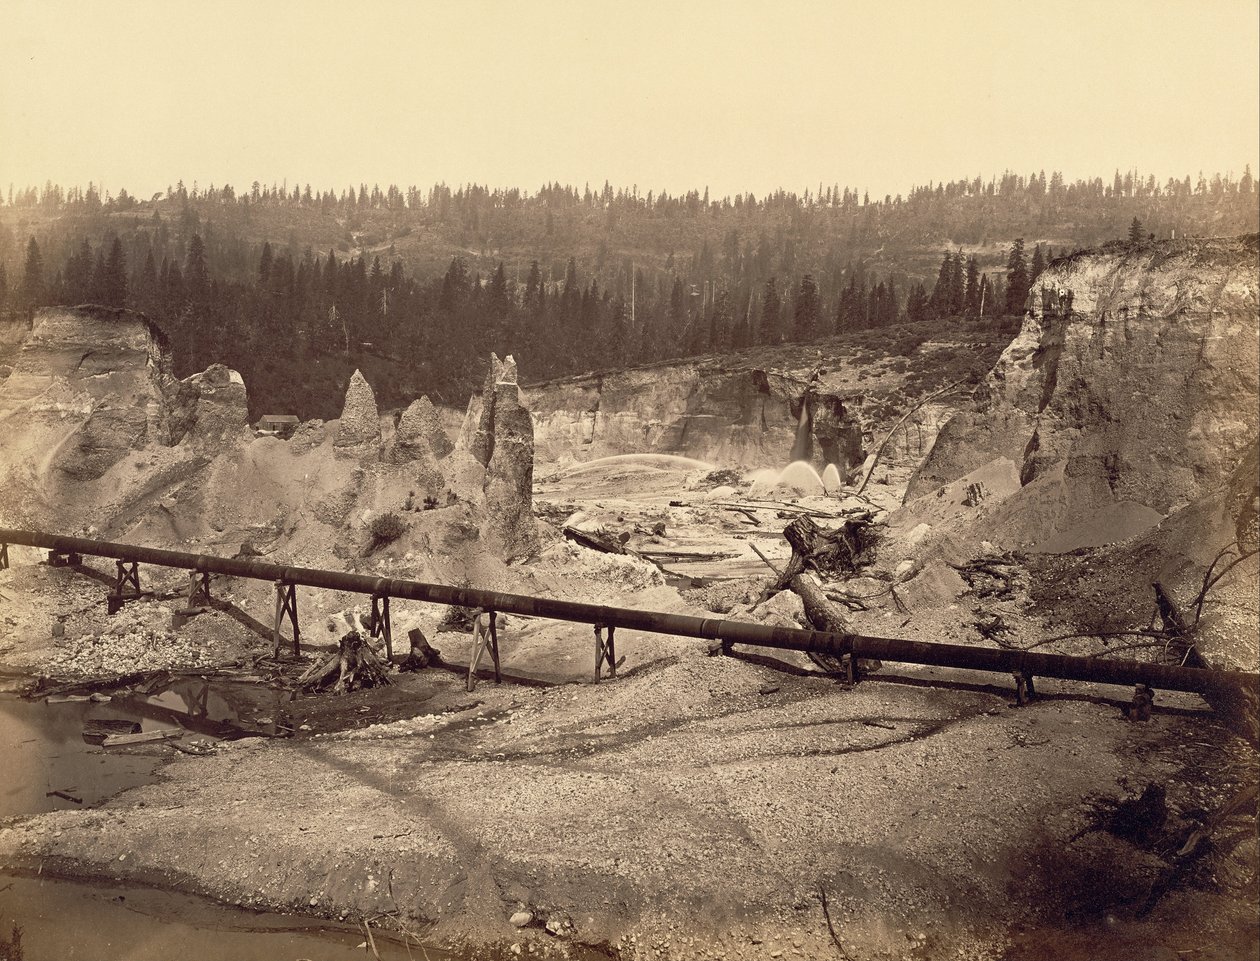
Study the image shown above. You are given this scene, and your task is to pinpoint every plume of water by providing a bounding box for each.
[749,460,825,497]
[561,453,713,476]
[788,402,813,463]
[821,462,843,494]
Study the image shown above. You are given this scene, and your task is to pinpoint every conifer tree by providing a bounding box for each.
[759,276,782,344]
[963,256,981,315]
[185,233,208,300]
[792,274,819,341]
[1127,217,1144,244]
[1004,239,1029,314]
[104,237,128,307]
[21,236,44,316]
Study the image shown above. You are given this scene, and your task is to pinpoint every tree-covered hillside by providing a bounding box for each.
[0,167,1254,418]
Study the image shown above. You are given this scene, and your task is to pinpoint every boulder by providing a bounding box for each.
[333,369,380,459]
[169,363,249,447]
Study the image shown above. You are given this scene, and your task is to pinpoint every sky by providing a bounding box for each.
[2,0,1257,201]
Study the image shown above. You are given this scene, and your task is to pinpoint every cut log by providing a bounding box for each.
[102,728,182,747]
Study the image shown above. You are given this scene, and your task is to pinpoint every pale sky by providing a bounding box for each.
[2,0,1257,201]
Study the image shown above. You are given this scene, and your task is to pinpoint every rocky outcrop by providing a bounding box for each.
[904,236,1260,551]
[0,307,176,484]
[444,354,540,562]
[395,395,453,461]
[333,369,380,459]
[168,363,250,448]
[473,355,514,467]
[476,355,539,561]
[527,359,864,471]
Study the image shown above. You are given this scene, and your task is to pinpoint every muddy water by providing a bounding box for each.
[0,875,435,961]
[0,696,166,817]
[1,695,458,959]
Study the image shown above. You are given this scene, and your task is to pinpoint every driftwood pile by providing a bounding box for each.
[299,630,391,694]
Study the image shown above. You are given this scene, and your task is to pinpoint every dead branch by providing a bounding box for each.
[818,884,854,961]
[852,379,967,496]
[751,543,781,574]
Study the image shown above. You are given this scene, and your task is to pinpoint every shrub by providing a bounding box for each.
[367,511,406,551]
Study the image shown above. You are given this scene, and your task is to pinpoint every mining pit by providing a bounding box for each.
[1,238,1257,960]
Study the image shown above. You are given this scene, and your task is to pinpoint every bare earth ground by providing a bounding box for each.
[1,460,1257,960]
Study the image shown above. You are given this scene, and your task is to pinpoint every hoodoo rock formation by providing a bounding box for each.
[333,369,381,459]
[905,235,1260,552]
[447,353,540,562]
[481,357,540,561]
[395,395,453,461]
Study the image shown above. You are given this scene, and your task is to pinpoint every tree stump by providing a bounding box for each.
[400,627,442,672]
[757,516,880,678]
[298,630,391,694]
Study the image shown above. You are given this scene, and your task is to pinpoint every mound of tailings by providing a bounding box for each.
[904,235,1259,553]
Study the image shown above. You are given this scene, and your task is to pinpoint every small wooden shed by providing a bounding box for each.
[256,414,300,438]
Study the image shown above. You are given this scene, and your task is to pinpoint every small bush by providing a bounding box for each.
[368,511,406,551]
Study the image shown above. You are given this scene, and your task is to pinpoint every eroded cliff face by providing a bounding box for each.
[0,306,249,529]
[527,359,864,471]
[906,236,1260,548]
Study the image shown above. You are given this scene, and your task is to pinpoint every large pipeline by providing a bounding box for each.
[1,528,1256,700]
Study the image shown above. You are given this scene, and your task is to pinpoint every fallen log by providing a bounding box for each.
[103,728,182,747]
[750,516,880,678]
[562,526,628,554]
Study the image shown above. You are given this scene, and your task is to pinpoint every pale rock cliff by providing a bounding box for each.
[904,235,1259,552]
[526,360,864,471]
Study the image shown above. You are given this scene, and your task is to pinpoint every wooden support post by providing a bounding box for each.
[273,581,300,659]
[108,560,142,613]
[1014,671,1036,705]
[467,611,500,691]
[369,594,393,663]
[487,611,502,683]
[594,624,620,681]
[187,571,211,608]
[0,543,8,570]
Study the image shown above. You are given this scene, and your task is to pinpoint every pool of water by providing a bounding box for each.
[0,696,167,818]
[0,691,452,960]
[0,874,434,961]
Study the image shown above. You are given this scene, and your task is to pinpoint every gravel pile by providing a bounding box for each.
[42,602,213,677]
